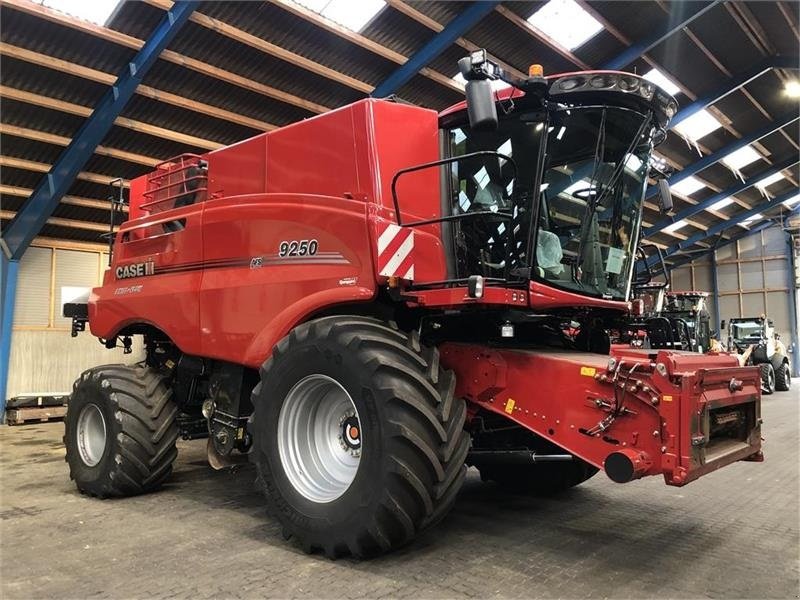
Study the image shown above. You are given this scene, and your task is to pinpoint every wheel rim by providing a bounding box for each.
[76,403,107,467]
[277,374,362,503]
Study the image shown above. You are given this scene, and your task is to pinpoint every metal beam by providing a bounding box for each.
[0,254,19,421]
[710,250,721,334]
[667,202,800,271]
[372,1,501,98]
[645,156,800,237]
[1,0,197,260]
[670,56,799,129]
[652,188,800,265]
[601,1,721,70]
[784,231,800,375]
[646,110,800,199]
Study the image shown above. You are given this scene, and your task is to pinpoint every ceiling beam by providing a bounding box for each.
[657,188,800,262]
[645,156,800,237]
[269,0,462,93]
[601,1,721,70]
[372,1,501,98]
[1,85,223,150]
[0,0,328,115]
[384,0,525,79]
[0,184,127,212]
[0,123,160,167]
[0,210,113,233]
[493,5,590,70]
[0,156,132,187]
[0,42,277,133]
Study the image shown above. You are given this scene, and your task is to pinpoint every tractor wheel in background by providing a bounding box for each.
[64,365,179,498]
[775,362,791,392]
[760,363,775,395]
[251,316,469,559]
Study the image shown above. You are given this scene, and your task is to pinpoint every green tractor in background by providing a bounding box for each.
[725,316,792,394]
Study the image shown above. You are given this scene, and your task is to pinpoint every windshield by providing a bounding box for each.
[666,295,705,313]
[731,320,763,342]
[536,107,651,300]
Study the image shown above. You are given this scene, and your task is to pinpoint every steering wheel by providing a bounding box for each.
[571,186,609,202]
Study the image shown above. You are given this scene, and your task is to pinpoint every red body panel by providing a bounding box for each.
[440,344,762,485]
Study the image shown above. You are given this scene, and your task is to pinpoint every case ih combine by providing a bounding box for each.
[63,51,763,558]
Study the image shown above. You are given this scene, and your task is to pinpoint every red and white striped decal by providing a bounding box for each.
[377,223,415,280]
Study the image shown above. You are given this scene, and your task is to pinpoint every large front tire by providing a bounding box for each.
[251,316,469,558]
[64,365,178,498]
[760,363,775,395]
[775,362,791,392]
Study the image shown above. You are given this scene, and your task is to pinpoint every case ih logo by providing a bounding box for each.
[116,259,155,280]
[377,224,414,280]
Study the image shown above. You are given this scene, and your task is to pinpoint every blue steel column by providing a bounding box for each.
[0,255,20,423]
[372,1,501,98]
[1,0,197,260]
[710,247,721,336]
[785,232,800,375]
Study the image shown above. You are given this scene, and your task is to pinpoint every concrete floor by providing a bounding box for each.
[1,390,798,599]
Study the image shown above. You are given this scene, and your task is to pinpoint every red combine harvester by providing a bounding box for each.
[63,51,763,558]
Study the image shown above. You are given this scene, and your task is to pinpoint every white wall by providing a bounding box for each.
[7,243,143,399]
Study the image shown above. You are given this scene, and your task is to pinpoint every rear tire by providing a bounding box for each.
[760,363,775,395]
[64,365,178,498]
[251,316,469,558]
[775,362,791,392]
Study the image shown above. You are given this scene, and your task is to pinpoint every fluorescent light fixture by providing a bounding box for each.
[739,213,763,228]
[527,0,603,51]
[708,197,735,211]
[670,176,705,196]
[643,68,680,96]
[452,72,510,92]
[674,109,722,142]
[295,0,385,31]
[42,0,119,24]
[755,172,785,191]
[785,81,800,98]
[782,193,800,208]
[722,145,762,171]
[663,219,688,233]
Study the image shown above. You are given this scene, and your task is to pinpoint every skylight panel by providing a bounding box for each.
[670,176,705,196]
[643,68,680,96]
[738,213,763,228]
[527,0,603,51]
[782,193,800,208]
[755,172,785,191]
[663,220,688,234]
[708,197,735,211]
[722,145,762,171]
[673,110,722,142]
[42,0,120,25]
[295,0,385,31]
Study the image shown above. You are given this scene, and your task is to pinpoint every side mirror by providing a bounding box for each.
[657,179,673,214]
[464,79,498,131]
[459,53,499,131]
[721,319,726,330]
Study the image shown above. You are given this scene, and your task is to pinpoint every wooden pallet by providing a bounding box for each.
[6,405,68,426]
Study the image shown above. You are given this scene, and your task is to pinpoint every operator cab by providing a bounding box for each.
[394,50,677,315]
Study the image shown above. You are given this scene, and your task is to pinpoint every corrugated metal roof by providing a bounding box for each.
[0,0,796,262]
